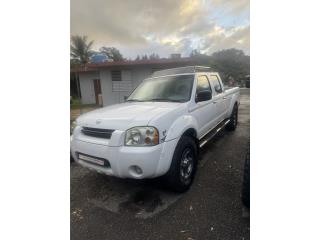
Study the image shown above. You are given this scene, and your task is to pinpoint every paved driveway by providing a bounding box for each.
[71,89,250,240]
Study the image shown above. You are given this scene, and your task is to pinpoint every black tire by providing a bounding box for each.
[242,142,250,208]
[226,104,238,131]
[164,136,198,193]
[70,152,74,162]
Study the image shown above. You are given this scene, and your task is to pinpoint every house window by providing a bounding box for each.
[111,70,121,81]
[111,70,132,92]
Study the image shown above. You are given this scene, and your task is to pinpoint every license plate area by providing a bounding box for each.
[77,152,110,167]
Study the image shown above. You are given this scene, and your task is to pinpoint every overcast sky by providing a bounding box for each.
[71,0,249,59]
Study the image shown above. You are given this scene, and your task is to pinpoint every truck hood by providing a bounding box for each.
[76,102,184,131]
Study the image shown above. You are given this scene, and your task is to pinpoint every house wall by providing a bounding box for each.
[100,67,153,106]
[79,71,100,104]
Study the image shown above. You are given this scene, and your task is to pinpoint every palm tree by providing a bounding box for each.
[70,35,94,65]
[70,35,94,102]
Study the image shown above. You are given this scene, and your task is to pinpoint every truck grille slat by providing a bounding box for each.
[81,127,114,139]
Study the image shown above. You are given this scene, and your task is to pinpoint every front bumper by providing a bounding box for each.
[70,134,178,179]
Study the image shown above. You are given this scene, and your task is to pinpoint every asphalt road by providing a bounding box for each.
[71,89,250,240]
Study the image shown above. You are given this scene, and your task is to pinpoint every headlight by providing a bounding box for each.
[71,120,78,134]
[125,127,159,146]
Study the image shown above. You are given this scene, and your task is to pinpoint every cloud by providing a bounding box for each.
[71,0,250,58]
[210,0,249,15]
[202,25,250,54]
[71,0,203,44]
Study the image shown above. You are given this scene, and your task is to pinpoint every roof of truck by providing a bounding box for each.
[151,66,218,78]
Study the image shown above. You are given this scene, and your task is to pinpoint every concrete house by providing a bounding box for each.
[71,57,196,107]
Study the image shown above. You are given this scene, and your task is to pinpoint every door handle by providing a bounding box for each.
[223,97,227,99]
[212,101,217,104]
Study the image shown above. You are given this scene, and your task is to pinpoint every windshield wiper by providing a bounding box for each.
[126,99,145,102]
[147,98,184,102]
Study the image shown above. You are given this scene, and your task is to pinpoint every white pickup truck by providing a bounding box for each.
[71,66,240,192]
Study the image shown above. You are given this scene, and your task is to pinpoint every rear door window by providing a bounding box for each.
[209,75,223,94]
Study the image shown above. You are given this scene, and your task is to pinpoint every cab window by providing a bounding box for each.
[196,75,212,93]
[209,75,223,94]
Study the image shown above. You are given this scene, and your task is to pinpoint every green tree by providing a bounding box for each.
[210,48,250,84]
[70,35,94,65]
[189,48,250,84]
[99,47,124,61]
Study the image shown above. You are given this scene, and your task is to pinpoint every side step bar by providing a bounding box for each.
[199,119,230,148]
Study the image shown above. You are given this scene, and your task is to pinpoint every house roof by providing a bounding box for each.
[71,57,195,73]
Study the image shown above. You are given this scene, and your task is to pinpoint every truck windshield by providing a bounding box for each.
[127,75,194,102]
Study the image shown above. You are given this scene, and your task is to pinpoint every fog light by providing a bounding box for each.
[134,166,143,174]
[130,165,143,176]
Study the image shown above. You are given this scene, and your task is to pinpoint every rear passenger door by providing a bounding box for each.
[192,75,216,137]
[209,75,226,123]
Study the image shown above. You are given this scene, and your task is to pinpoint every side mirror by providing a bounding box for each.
[214,85,222,93]
[196,90,212,102]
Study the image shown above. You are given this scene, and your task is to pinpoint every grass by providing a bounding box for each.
[70,98,99,110]
[71,103,98,110]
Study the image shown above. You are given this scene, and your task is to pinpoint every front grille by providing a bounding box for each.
[81,127,114,139]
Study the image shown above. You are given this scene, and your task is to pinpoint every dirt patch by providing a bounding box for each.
[119,190,163,214]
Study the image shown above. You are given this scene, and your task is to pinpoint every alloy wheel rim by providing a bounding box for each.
[180,148,194,184]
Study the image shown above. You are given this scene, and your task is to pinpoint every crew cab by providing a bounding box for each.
[71,66,240,192]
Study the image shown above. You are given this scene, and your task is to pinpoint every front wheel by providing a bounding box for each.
[164,136,198,193]
[226,104,238,131]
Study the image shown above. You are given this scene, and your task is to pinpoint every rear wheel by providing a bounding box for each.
[226,104,238,131]
[164,136,198,193]
[70,152,74,162]
[242,141,250,208]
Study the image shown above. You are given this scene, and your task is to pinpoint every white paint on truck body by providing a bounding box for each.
[71,70,240,179]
